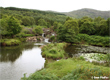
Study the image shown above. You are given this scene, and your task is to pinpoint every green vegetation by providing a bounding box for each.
[0,7,67,26]
[0,39,21,46]
[0,16,22,37]
[64,8,110,19]
[33,26,43,35]
[74,34,110,47]
[23,58,110,80]
[78,16,109,36]
[57,18,79,43]
[42,43,67,59]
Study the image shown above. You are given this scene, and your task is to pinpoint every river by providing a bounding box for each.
[0,41,109,80]
[0,42,46,80]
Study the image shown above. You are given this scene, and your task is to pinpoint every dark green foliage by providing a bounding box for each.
[0,16,22,37]
[33,26,43,35]
[1,7,67,27]
[50,36,55,42]
[38,19,47,26]
[22,16,35,26]
[74,34,110,47]
[80,21,95,35]
[78,16,93,28]
[57,19,79,43]
[7,17,21,36]
[53,21,59,31]
[78,16,109,36]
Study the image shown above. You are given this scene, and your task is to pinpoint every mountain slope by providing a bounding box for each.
[63,8,110,19]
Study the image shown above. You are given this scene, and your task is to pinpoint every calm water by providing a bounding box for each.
[0,43,45,80]
[65,44,110,57]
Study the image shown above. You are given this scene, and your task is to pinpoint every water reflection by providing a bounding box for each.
[0,42,45,80]
[0,43,35,62]
[65,44,110,57]
[64,45,82,57]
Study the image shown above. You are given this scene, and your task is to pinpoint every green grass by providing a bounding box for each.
[24,58,110,80]
[16,33,34,38]
[42,43,68,59]
[0,39,21,46]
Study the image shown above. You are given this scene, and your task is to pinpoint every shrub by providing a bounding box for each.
[21,70,59,80]
[42,43,67,59]
[74,34,110,47]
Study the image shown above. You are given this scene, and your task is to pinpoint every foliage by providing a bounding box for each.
[50,36,56,42]
[16,33,34,38]
[1,7,67,28]
[80,21,95,35]
[0,16,22,37]
[53,21,59,31]
[98,20,108,36]
[78,16,109,36]
[42,43,67,59]
[57,19,79,43]
[38,19,47,26]
[74,34,110,47]
[33,26,43,35]
[24,58,110,80]
[21,70,59,80]
[22,16,35,26]
[0,39,21,46]
[61,66,110,80]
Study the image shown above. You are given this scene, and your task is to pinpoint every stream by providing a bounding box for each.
[0,42,46,80]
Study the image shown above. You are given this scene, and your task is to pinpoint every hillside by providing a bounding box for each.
[63,8,110,19]
[0,7,67,24]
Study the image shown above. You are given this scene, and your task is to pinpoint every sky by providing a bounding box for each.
[0,0,110,12]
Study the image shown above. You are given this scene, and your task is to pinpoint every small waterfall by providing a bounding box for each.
[42,33,49,43]
[42,33,45,37]
[44,38,49,43]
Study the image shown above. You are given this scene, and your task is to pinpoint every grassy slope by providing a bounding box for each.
[63,8,110,19]
[25,58,110,80]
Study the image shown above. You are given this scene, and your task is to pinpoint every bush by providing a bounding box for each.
[50,36,55,42]
[21,70,59,80]
[42,43,67,59]
[1,39,21,46]
[74,34,110,47]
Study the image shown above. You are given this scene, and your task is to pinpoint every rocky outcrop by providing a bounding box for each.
[26,36,44,42]
[26,36,37,42]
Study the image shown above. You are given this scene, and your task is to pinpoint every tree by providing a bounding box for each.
[78,16,93,27]
[0,16,21,37]
[99,20,108,36]
[66,17,73,21]
[7,16,22,36]
[33,26,43,35]
[80,21,95,35]
[0,18,8,36]
[53,21,59,31]
[38,19,47,26]
[57,19,79,43]
[22,16,35,26]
